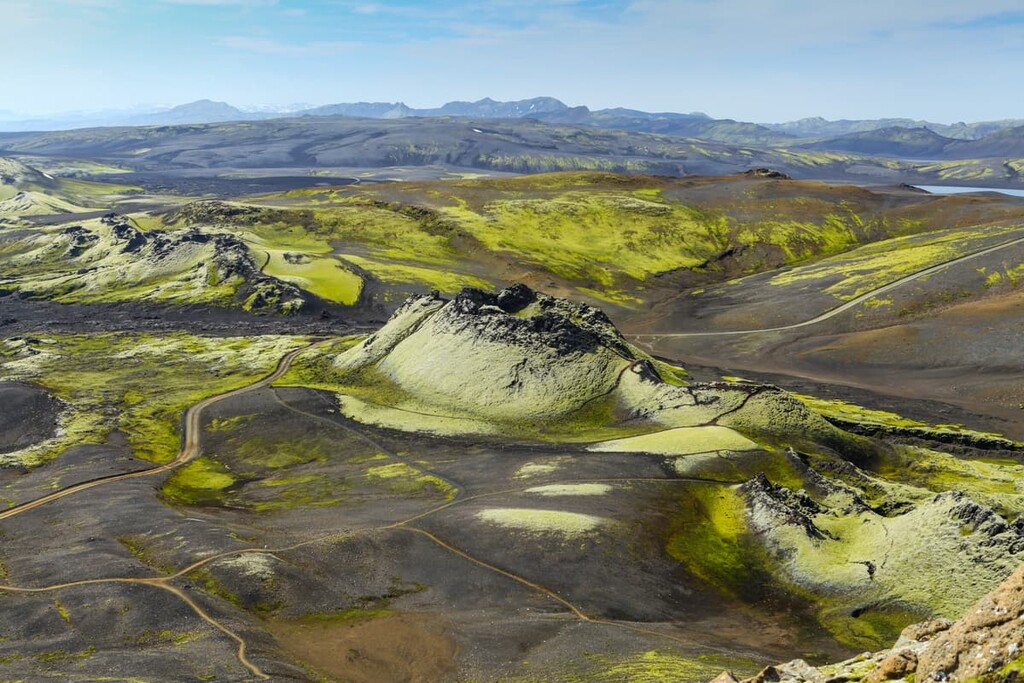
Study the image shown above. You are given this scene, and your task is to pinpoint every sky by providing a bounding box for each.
[3,0,1024,122]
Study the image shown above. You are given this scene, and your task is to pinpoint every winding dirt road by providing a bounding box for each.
[0,340,324,522]
[10,232,1017,677]
[631,233,1024,339]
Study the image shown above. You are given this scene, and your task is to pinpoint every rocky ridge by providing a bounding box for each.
[3,213,306,313]
[717,562,1024,683]
[740,468,1024,634]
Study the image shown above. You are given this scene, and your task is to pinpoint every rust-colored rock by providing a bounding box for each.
[712,671,741,683]
[742,665,781,683]
[916,564,1024,681]
[865,650,917,682]
[898,619,952,644]
[714,564,1024,683]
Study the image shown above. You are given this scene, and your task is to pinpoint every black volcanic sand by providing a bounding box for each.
[103,172,358,197]
[0,295,386,338]
[639,300,1024,442]
[0,382,62,454]
[0,384,849,682]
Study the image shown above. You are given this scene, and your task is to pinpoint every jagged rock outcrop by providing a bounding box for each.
[742,168,792,179]
[736,470,1024,668]
[719,563,1024,682]
[8,213,305,313]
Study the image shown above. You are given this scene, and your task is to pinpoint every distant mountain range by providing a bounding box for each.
[796,125,1024,160]
[4,97,1023,149]
[4,113,1024,187]
[765,116,1024,141]
[3,97,1024,172]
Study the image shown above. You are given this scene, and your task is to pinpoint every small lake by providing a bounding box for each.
[915,185,1024,198]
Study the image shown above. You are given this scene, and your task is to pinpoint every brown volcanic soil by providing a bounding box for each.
[267,613,458,683]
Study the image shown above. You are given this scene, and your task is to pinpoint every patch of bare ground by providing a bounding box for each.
[267,612,458,683]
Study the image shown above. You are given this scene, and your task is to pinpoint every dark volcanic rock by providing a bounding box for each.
[743,168,792,179]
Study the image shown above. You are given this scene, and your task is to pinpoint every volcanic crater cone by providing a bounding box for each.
[331,284,850,448]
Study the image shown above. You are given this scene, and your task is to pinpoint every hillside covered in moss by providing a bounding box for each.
[2,153,1024,682]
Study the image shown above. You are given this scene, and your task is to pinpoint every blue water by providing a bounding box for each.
[915,185,1024,198]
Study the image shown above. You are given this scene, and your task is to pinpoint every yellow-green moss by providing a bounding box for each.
[0,333,306,467]
[161,456,237,505]
[365,462,456,501]
[476,508,611,536]
[589,426,760,455]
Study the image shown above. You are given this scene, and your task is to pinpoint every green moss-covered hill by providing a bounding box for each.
[4,169,1023,319]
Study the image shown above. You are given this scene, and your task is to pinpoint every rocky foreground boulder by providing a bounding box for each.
[716,563,1024,683]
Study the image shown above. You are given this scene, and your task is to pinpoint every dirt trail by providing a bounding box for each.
[632,233,1024,339]
[0,340,327,523]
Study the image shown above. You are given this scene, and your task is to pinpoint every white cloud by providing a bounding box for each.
[217,35,360,55]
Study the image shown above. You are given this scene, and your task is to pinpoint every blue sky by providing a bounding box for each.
[4,0,1023,122]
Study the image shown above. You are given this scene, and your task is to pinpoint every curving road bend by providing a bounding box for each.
[0,340,327,523]
[630,233,1024,339]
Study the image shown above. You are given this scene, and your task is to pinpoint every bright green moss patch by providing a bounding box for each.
[206,414,258,433]
[131,629,203,647]
[767,222,1024,301]
[53,600,71,625]
[589,426,760,455]
[794,394,924,428]
[873,446,1024,515]
[161,456,237,505]
[817,603,927,652]
[271,336,363,391]
[588,650,761,683]
[442,192,725,285]
[249,476,353,512]
[341,254,492,293]
[665,484,759,596]
[251,172,972,306]
[793,394,1020,445]
[510,649,761,683]
[670,449,807,490]
[229,435,334,471]
[651,359,689,386]
[34,647,96,663]
[260,250,363,305]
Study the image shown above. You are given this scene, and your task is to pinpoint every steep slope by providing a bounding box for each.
[0,156,55,189]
